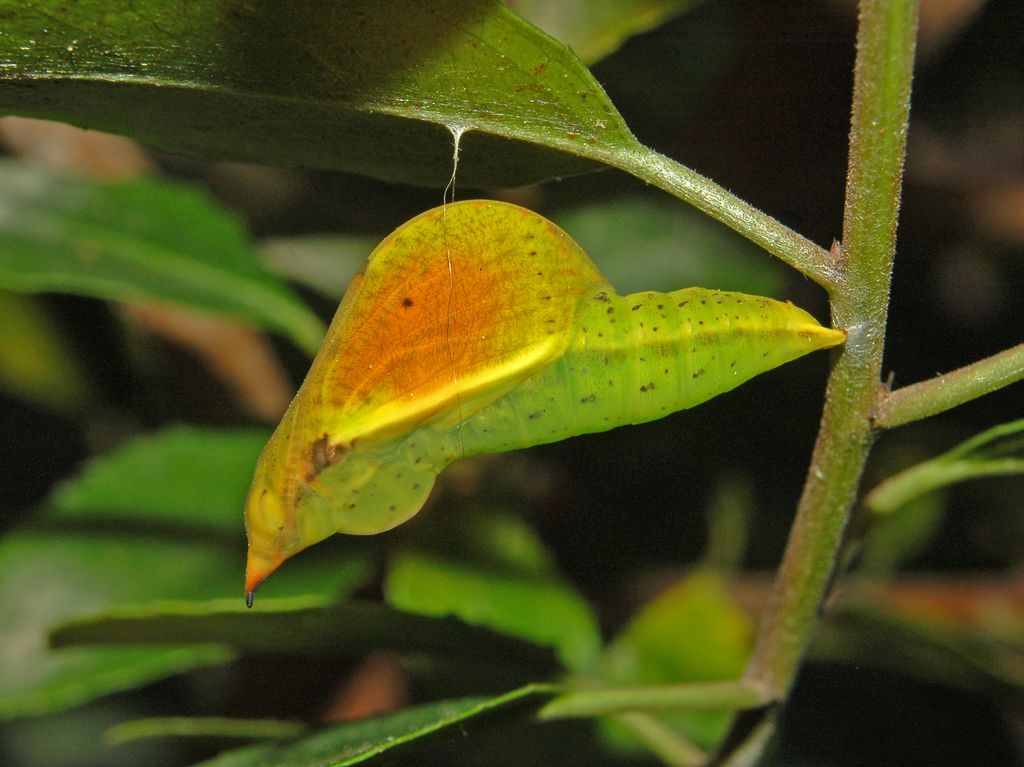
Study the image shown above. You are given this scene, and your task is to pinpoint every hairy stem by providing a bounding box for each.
[874,343,1024,429]
[718,2,919,760]
[603,145,842,293]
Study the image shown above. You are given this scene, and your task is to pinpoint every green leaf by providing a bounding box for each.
[0,531,236,719]
[185,685,555,767]
[49,426,270,533]
[0,529,371,719]
[0,289,93,412]
[0,162,325,353]
[509,0,697,65]
[2,421,372,720]
[384,551,600,672]
[50,597,559,674]
[0,0,636,188]
[259,236,378,301]
[599,571,753,750]
[554,197,785,296]
[865,419,1024,515]
[107,717,306,746]
[813,606,1024,699]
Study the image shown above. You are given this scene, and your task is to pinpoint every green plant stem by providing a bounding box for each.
[604,145,842,293]
[538,680,768,719]
[874,343,1024,429]
[614,713,708,767]
[866,455,1024,515]
[736,0,919,715]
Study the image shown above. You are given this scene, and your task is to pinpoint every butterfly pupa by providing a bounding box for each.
[244,200,844,603]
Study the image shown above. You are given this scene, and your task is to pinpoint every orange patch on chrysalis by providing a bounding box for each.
[244,200,611,604]
[305,200,610,444]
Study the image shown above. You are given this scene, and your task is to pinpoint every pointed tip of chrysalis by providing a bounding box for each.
[245,548,283,609]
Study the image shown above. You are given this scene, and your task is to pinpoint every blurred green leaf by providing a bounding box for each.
[0,0,636,188]
[509,0,696,65]
[866,419,1024,515]
[0,529,371,719]
[813,605,1024,700]
[49,426,269,533]
[259,236,377,301]
[107,717,306,746]
[0,162,325,353]
[1,422,374,719]
[600,571,753,750]
[385,551,600,672]
[51,597,559,673]
[0,531,236,719]
[186,685,555,767]
[702,472,754,571]
[0,290,93,412]
[859,492,946,574]
[554,198,785,296]
[458,510,559,578]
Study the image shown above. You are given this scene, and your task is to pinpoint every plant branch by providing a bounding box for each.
[874,343,1024,429]
[599,145,843,293]
[727,0,919,738]
[614,713,709,767]
[537,680,768,720]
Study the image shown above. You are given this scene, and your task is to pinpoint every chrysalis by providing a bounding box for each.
[244,200,844,603]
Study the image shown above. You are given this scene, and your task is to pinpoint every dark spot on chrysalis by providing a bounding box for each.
[543,295,552,301]
[413,483,422,490]
[653,326,659,332]
[701,299,707,305]
[632,304,642,311]
[309,434,349,479]
[692,368,705,378]
[730,360,737,368]
[580,394,597,404]
[528,411,543,419]
[597,332,603,337]
[639,382,656,392]
[346,502,356,509]
[530,250,537,255]
[606,306,614,314]
[595,292,611,303]
[664,368,669,375]
[608,379,614,386]
[402,297,414,308]
[678,300,689,307]
[698,320,704,325]
[657,304,663,310]
[389,505,396,512]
